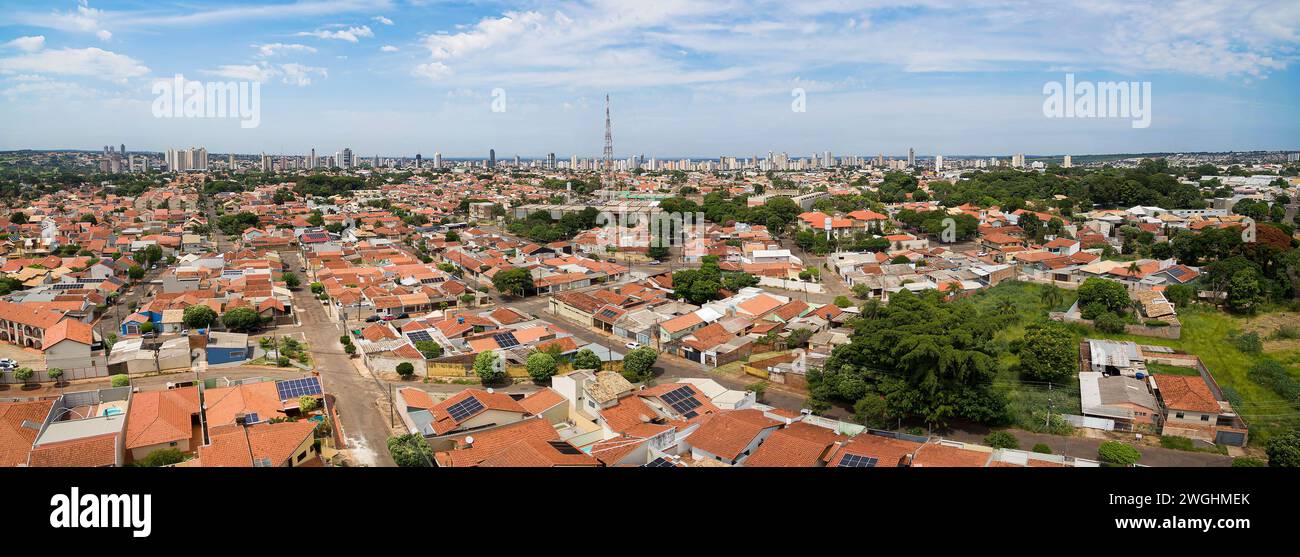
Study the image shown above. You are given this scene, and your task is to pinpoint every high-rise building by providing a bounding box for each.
[340,148,353,169]
[434,152,442,168]
[547,152,556,170]
[488,149,496,168]
[1012,153,1025,168]
[908,148,915,167]
[934,155,944,171]
[1063,155,1073,168]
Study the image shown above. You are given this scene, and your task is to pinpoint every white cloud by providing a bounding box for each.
[255,43,319,57]
[412,62,452,81]
[25,1,114,41]
[373,16,394,25]
[3,36,45,52]
[200,63,279,83]
[280,63,327,86]
[199,62,327,86]
[0,47,148,82]
[298,25,373,43]
[380,45,399,52]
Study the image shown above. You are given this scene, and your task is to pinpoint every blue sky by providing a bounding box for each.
[0,0,1297,158]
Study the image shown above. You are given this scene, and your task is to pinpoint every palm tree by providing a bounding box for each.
[1040,285,1063,309]
[997,298,1017,317]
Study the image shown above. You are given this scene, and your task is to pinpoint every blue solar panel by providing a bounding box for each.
[643,457,675,468]
[446,396,485,421]
[838,454,878,468]
[246,412,260,423]
[276,377,323,401]
[407,330,434,343]
[492,332,519,348]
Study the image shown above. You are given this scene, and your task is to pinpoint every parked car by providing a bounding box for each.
[381,315,396,321]
[0,358,17,367]
[625,342,641,350]
[364,315,381,323]
[396,312,410,320]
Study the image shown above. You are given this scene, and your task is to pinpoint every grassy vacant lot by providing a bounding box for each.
[968,282,1300,444]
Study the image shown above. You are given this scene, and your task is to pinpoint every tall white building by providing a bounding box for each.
[1063,155,1073,168]
[934,155,944,171]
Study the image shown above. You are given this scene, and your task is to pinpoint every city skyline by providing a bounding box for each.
[1,1,1299,156]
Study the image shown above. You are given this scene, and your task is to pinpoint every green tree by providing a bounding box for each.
[13,367,34,384]
[344,343,357,356]
[1098,441,1141,466]
[1226,268,1263,315]
[387,434,434,467]
[474,350,504,384]
[1266,429,1300,467]
[396,362,416,379]
[414,340,443,359]
[1032,443,1052,454]
[491,268,533,298]
[983,431,1020,449]
[1094,311,1126,334]
[1164,283,1194,308]
[526,352,558,382]
[136,448,186,467]
[1018,322,1076,382]
[572,348,602,370]
[111,374,130,387]
[46,367,64,384]
[834,295,853,308]
[622,347,658,382]
[298,395,320,413]
[1077,277,1130,317]
[128,265,145,281]
[1039,285,1064,309]
[853,395,890,428]
[183,304,217,329]
[814,289,1005,428]
[222,307,262,332]
[283,272,301,289]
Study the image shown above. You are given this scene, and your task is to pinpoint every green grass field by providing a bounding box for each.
[968,282,1300,444]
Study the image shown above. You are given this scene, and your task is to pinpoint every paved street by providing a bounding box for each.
[282,251,395,466]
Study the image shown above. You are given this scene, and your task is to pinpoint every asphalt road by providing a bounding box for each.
[282,251,396,467]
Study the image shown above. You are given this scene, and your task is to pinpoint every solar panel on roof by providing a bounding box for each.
[599,308,618,318]
[447,396,485,421]
[407,330,434,342]
[643,457,675,468]
[682,410,698,419]
[246,412,260,423]
[276,377,323,401]
[492,332,520,348]
[547,440,583,455]
[838,454,878,468]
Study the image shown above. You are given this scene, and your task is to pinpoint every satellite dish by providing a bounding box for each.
[464,436,475,445]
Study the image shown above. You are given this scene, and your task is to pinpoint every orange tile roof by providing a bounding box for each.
[688,409,781,461]
[125,387,200,450]
[203,382,285,425]
[745,421,846,467]
[1154,374,1220,413]
[826,432,922,467]
[519,388,566,415]
[910,442,991,467]
[29,432,118,467]
[0,399,54,467]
